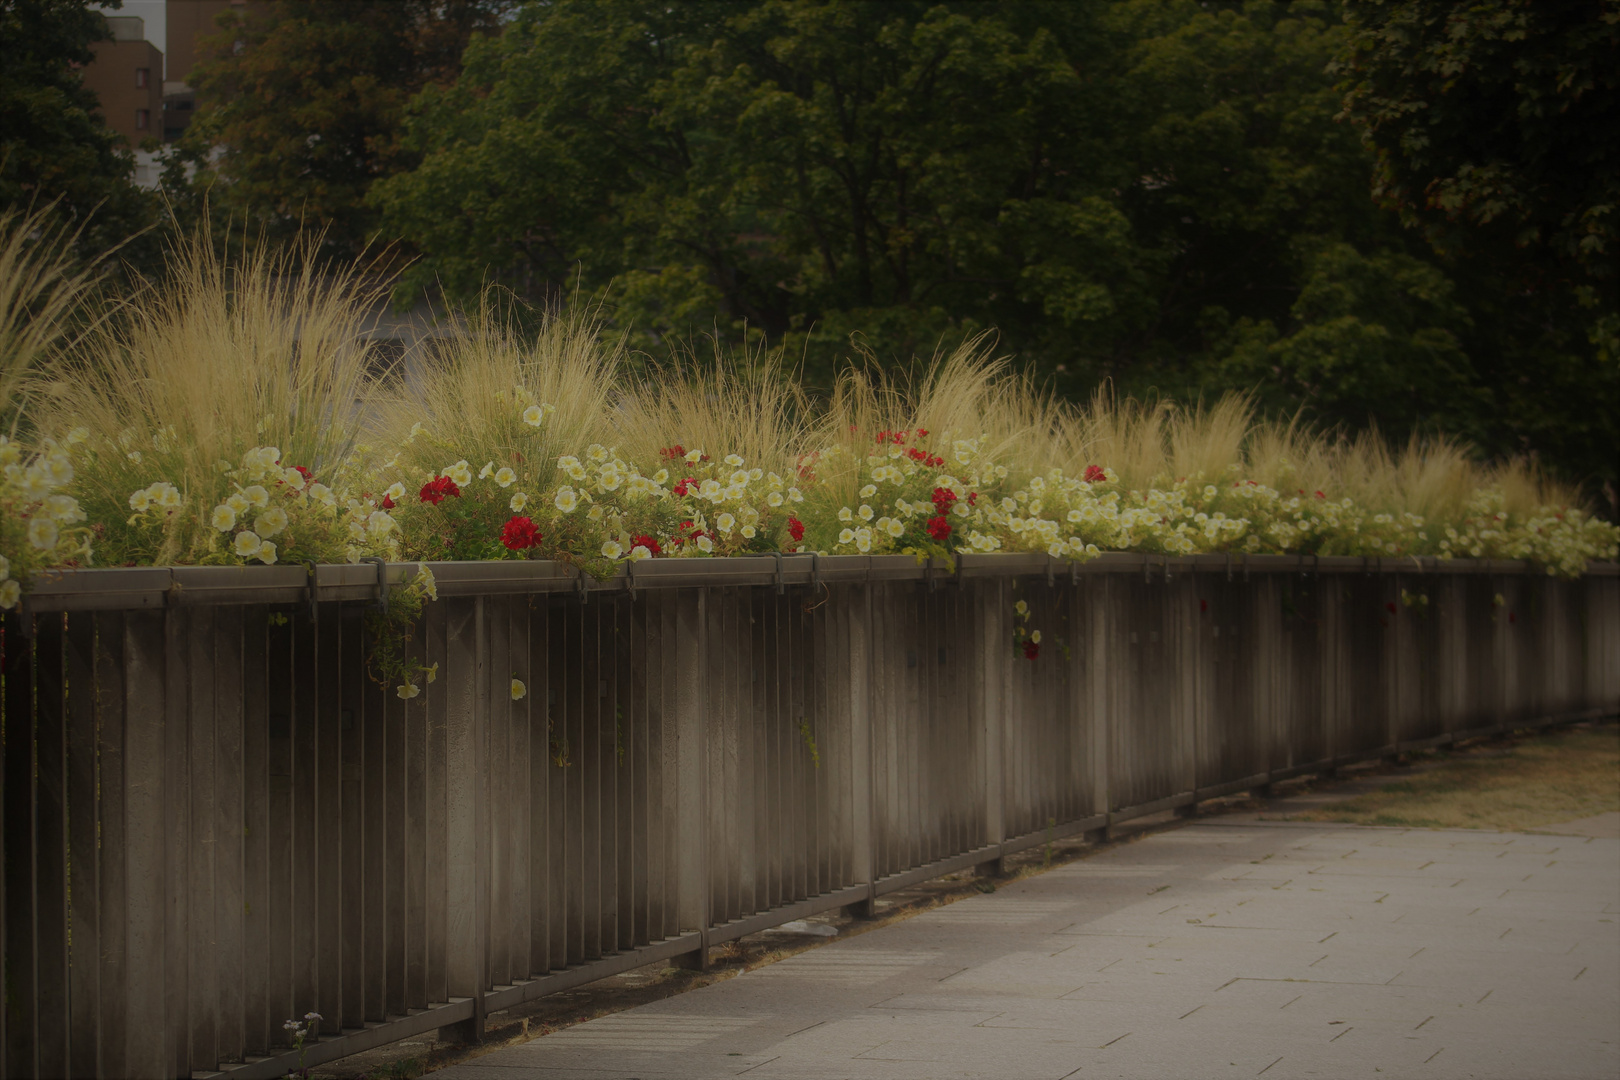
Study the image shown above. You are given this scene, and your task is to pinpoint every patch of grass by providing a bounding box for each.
[1290,725,1619,832]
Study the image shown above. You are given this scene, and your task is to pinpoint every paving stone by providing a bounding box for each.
[427,819,1620,1080]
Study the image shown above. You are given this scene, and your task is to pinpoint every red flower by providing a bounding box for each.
[926,515,952,541]
[1083,465,1107,483]
[907,447,928,461]
[660,445,686,460]
[501,515,542,550]
[673,477,696,496]
[1314,490,1325,499]
[293,465,312,482]
[380,495,395,510]
[1022,640,1040,661]
[1385,601,1397,615]
[1200,599,1208,613]
[788,517,805,542]
[419,476,462,504]
[967,492,979,506]
[931,486,958,513]
[916,428,928,437]
[631,534,662,557]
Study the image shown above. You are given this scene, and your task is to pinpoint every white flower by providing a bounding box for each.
[234,530,263,558]
[1031,630,1042,644]
[282,467,306,489]
[397,682,421,700]
[408,422,426,440]
[740,524,756,539]
[699,479,722,501]
[685,449,703,464]
[716,513,736,534]
[598,468,622,491]
[554,487,578,513]
[721,454,741,467]
[45,494,84,522]
[855,532,871,553]
[494,467,517,488]
[479,461,495,480]
[308,483,336,507]
[384,482,406,503]
[767,491,784,507]
[0,579,19,610]
[45,454,73,486]
[695,534,714,553]
[886,518,904,538]
[1015,600,1029,617]
[367,511,395,537]
[511,678,527,700]
[424,662,439,684]
[652,469,669,485]
[838,506,853,522]
[445,460,473,486]
[243,485,270,509]
[523,404,545,426]
[27,517,58,550]
[256,540,278,565]
[0,555,8,579]
[211,504,237,531]
[601,540,624,559]
[510,491,529,512]
[838,528,856,545]
[858,504,874,521]
[630,544,653,560]
[860,484,877,499]
[226,492,250,514]
[255,507,289,537]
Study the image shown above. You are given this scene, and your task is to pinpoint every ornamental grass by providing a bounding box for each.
[1,236,1615,610]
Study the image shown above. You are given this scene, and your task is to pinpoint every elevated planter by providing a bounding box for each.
[3,556,1616,1079]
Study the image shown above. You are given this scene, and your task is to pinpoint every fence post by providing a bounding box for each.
[976,578,1008,876]
[843,585,875,917]
[439,597,487,1042]
[673,589,710,968]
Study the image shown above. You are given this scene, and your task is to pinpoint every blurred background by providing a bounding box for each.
[4,0,1615,508]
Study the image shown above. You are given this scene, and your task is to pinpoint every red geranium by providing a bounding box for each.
[501,515,542,550]
[660,445,686,460]
[673,477,696,496]
[931,486,957,513]
[926,515,952,542]
[631,534,662,556]
[788,517,805,542]
[419,476,462,504]
[380,495,395,510]
[1022,640,1040,661]
[1083,465,1107,483]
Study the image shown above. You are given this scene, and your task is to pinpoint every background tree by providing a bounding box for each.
[0,0,155,256]
[176,0,513,254]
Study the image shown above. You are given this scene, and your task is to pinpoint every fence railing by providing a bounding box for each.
[3,553,1616,1079]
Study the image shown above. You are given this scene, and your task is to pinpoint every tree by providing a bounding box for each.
[178,0,512,254]
[0,0,154,254]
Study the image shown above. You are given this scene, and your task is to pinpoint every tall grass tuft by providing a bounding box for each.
[0,203,106,431]
[374,292,623,494]
[45,227,387,565]
[611,335,809,482]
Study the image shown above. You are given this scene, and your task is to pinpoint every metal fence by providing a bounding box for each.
[3,553,1616,1080]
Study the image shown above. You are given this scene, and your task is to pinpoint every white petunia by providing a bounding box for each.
[384,482,406,502]
[243,485,270,509]
[211,504,237,531]
[523,405,545,426]
[367,511,395,537]
[234,530,263,557]
[445,460,473,486]
[838,528,855,545]
[510,491,529,512]
[256,540,278,565]
[724,454,744,467]
[45,494,84,522]
[0,579,20,610]
[685,449,704,464]
[282,467,306,489]
[479,461,495,480]
[740,524,756,539]
[860,484,877,499]
[716,513,735,533]
[494,467,517,488]
[838,506,853,522]
[858,504,874,521]
[397,682,421,700]
[630,544,653,561]
[511,679,527,700]
[601,540,623,559]
[27,517,59,550]
[554,486,578,513]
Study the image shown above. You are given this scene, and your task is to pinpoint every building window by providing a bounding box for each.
[135,109,150,130]
[135,68,149,89]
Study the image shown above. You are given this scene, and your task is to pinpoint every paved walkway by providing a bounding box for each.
[431,816,1620,1079]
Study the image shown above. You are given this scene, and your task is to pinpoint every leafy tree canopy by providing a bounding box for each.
[0,0,155,254]
[178,0,512,254]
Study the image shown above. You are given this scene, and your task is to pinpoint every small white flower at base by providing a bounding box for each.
[716,512,735,533]
[523,405,545,426]
[27,517,59,550]
[838,506,853,522]
[510,491,528,512]
[0,580,20,610]
[255,507,289,538]
[695,534,714,553]
[366,510,395,537]
[858,504,874,521]
[630,544,652,561]
[601,540,624,559]
[211,504,237,531]
[1014,600,1029,617]
[511,678,527,701]
[425,662,439,684]
[838,528,855,545]
[282,467,305,489]
[494,467,517,488]
[234,530,263,558]
[256,540,278,565]
[479,461,495,480]
[554,487,578,513]
[397,683,421,700]
[740,524,756,539]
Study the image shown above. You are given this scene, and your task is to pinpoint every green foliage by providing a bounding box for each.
[0,0,155,257]
[176,0,511,254]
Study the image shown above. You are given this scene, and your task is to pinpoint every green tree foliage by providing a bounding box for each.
[374,2,1478,424]
[177,0,512,254]
[1336,0,1618,498]
[0,0,154,252]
